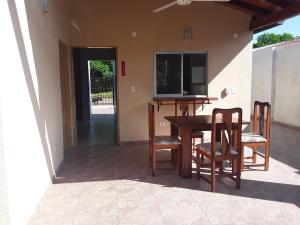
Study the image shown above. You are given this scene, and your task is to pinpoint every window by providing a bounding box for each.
[154,52,207,96]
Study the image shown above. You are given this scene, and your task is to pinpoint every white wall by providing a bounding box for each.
[252,43,300,127]
[252,47,273,109]
[0,102,9,225]
[0,0,70,224]
[273,44,300,127]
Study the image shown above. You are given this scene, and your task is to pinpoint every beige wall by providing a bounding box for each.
[68,0,253,141]
[0,0,71,224]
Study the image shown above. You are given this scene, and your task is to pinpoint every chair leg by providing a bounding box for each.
[152,150,156,176]
[265,142,270,171]
[149,144,152,168]
[236,159,241,189]
[219,161,224,173]
[149,155,152,168]
[196,150,200,180]
[192,138,195,151]
[252,146,257,163]
[199,136,204,161]
[171,149,177,167]
[241,144,244,172]
[232,158,237,174]
[178,147,182,175]
[201,155,204,162]
[211,160,216,192]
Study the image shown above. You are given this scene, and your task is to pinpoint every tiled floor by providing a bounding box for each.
[77,105,117,145]
[29,123,300,225]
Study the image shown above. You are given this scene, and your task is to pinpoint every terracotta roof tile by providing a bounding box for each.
[275,37,300,48]
[254,37,300,51]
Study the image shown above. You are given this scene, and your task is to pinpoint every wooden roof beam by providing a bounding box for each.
[253,21,284,34]
[264,0,293,8]
[221,0,270,16]
[250,2,300,31]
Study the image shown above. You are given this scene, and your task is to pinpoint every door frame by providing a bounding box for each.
[71,46,120,145]
[58,39,78,148]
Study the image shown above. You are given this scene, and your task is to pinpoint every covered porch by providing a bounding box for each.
[1,0,300,225]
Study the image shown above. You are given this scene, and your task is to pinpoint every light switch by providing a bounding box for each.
[231,87,236,94]
[225,87,232,95]
[160,122,167,126]
[131,86,136,93]
[225,87,236,95]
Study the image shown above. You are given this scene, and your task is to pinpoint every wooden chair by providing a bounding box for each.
[148,103,181,176]
[241,101,271,171]
[195,108,242,192]
[175,100,204,148]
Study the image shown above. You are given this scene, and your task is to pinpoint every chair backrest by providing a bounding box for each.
[211,108,243,158]
[253,101,271,140]
[175,100,195,116]
[148,103,155,143]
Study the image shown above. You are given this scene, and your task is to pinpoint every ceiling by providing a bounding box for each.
[221,0,300,33]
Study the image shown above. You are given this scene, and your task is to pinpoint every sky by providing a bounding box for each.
[253,15,300,42]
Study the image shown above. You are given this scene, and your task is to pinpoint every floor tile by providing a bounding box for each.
[28,122,300,225]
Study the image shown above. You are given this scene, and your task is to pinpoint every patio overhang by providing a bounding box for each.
[221,0,300,33]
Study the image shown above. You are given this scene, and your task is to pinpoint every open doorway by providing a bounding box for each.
[73,47,117,145]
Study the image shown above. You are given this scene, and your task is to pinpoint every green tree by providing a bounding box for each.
[89,60,113,79]
[279,32,294,42]
[254,32,296,48]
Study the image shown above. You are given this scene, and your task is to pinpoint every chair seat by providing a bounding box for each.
[241,133,267,143]
[196,142,238,156]
[154,136,181,145]
[192,130,204,137]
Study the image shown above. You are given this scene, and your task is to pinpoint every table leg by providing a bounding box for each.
[180,127,192,178]
[170,124,178,167]
[171,123,178,136]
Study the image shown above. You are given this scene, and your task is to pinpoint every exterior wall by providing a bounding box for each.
[0,0,71,224]
[68,0,253,142]
[252,44,300,128]
[273,44,300,127]
[0,107,9,225]
[252,47,273,109]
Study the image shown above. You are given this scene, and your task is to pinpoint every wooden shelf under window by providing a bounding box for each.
[153,96,218,112]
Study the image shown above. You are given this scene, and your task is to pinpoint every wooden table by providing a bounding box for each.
[165,115,249,178]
